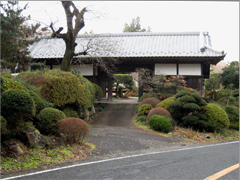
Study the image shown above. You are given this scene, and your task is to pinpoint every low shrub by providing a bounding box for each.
[1,89,36,137]
[58,117,89,144]
[182,115,215,132]
[63,107,79,118]
[175,90,191,98]
[30,62,45,71]
[28,90,45,114]
[1,76,27,93]
[36,107,66,135]
[1,72,12,78]
[136,116,147,122]
[1,89,35,125]
[149,115,172,133]
[203,103,230,129]
[156,96,176,111]
[139,97,161,108]
[137,104,153,116]
[147,107,172,120]
[225,106,239,130]
[182,103,200,112]
[1,116,10,137]
[140,93,154,102]
[93,83,103,99]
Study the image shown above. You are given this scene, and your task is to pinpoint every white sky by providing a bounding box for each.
[19,1,239,63]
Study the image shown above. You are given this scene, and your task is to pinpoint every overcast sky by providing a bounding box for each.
[20,1,239,63]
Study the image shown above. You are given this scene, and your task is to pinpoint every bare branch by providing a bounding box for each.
[49,22,65,38]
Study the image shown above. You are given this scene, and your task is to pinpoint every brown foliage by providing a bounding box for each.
[140,97,160,108]
[147,107,172,120]
[58,117,89,144]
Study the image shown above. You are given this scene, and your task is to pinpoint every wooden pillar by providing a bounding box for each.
[108,78,113,101]
[138,84,144,102]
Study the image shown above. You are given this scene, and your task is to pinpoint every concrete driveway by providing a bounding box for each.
[87,102,195,160]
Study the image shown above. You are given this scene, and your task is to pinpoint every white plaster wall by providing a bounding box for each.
[47,64,94,76]
[155,64,177,75]
[71,64,93,76]
[179,64,201,75]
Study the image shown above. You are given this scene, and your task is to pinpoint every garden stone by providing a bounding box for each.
[83,109,90,121]
[204,134,210,139]
[24,127,64,148]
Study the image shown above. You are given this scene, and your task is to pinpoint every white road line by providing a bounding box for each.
[2,141,239,180]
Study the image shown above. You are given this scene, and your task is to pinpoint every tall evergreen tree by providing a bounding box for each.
[123,16,151,32]
[0,1,40,72]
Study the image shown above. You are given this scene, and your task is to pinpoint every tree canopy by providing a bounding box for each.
[0,1,40,72]
[220,61,239,89]
[123,16,151,32]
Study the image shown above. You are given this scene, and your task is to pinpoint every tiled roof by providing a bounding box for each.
[28,32,225,59]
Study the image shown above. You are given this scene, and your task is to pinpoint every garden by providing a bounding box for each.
[1,65,103,172]
[134,62,239,142]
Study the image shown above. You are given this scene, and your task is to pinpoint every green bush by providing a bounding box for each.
[58,117,89,144]
[225,106,239,130]
[1,71,12,78]
[203,103,230,129]
[1,90,35,136]
[137,104,153,116]
[1,116,10,137]
[63,107,79,118]
[28,90,45,114]
[30,62,45,71]
[1,89,35,123]
[156,96,176,111]
[36,107,66,135]
[140,93,154,102]
[149,115,172,133]
[179,95,196,103]
[93,83,103,99]
[169,100,183,120]
[136,116,147,122]
[1,76,27,93]
[41,70,87,108]
[191,93,207,106]
[182,115,215,132]
[175,90,191,98]
[182,103,200,112]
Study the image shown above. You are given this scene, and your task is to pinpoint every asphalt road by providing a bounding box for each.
[4,141,239,180]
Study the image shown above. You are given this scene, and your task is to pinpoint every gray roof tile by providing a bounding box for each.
[28,32,225,59]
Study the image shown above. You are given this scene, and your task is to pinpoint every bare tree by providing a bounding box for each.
[49,1,88,71]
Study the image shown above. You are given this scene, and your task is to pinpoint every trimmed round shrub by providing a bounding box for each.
[175,90,191,98]
[183,103,200,112]
[149,115,172,133]
[156,96,176,110]
[136,116,147,122]
[1,89,35,124]
[203,103,230,129]
[1,76,27,93]
[147,107,172,120]
[28,90,45,114]
[137,104,153,116]
[182,115,215,132]
[63,107,79,118]
[179,95,196,103]
[36,107,66,135]
[169,100,183,120]
[140,93,154,102]
[58,117,89,144]
[93,83,103,99]
[139,97,161,108]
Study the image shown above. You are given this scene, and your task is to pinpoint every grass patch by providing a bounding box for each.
[133,117,239,143]
[1,142,95,172]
